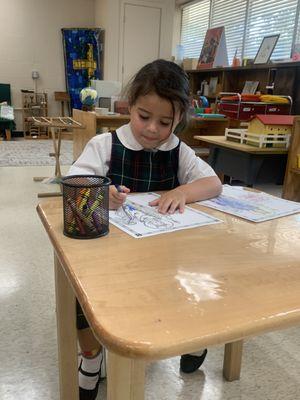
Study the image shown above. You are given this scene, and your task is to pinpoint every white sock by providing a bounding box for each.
[79,352,103,390]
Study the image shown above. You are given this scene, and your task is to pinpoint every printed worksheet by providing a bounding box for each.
[198,185,300,222]
[110,193,222,238]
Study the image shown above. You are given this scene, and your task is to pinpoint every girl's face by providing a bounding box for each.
[129,93,182,149]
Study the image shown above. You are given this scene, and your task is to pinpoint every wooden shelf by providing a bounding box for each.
[187,61,300,115]
[72,109,229,161]
[23,106,47,110]
[21,92,48,138]
[186,61,300,74]
[283,117,300,202]
[291,168,300,175]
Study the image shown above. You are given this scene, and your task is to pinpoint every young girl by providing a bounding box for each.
[69,59,222,400]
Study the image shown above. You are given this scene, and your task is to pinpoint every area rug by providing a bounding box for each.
[0,140,73,167]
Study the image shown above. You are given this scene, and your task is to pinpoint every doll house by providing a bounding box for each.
[248,115,294,135]
[225,114,294,148]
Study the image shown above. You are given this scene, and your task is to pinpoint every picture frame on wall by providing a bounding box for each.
[254,34,280,65]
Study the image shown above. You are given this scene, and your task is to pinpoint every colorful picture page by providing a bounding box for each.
[110,193,222,238]
[197,26,228,68]
[199,185,300,223]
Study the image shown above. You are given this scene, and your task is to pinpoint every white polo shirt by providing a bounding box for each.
[69,123,216,184]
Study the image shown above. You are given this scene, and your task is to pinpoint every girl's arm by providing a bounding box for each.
[176,175,222,203]
[149,176,222,214]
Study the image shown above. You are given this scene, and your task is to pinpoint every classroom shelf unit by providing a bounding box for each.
[21,91,48,138]
[186,61,300,115]
[283,116,300,202]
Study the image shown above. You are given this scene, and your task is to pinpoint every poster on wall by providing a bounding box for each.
[61,28,103,110]
[197,26,228,69]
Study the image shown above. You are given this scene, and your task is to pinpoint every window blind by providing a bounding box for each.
[180,0,300,61]
[244,0,298,60]
[181,0,210,58]
[210,0,247,63]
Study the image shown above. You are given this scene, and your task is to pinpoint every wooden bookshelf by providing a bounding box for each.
[282,116,300,201]
[186,61,300,114]
[22,92,48,138]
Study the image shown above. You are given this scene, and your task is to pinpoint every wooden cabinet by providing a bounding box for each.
[72,109,131,160]
[186,61,300,115]
[283,116,300,202]
[22,92,48,138]
[72,109,229,161]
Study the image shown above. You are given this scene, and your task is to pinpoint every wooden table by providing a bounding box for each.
[72,109,130,160]
[72,109,228,160]
[195,135,288,186]
[283,116,300,202]
[37,198,300,400]
[177,116,229,147]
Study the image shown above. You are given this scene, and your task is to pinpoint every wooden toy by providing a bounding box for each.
[225,115,295,148]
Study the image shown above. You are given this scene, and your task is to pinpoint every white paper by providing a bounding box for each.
[214,30,228,67]
[199,185,300,223]
[110,193,222,238]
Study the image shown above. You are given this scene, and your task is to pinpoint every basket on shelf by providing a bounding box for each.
[217,92,292,121]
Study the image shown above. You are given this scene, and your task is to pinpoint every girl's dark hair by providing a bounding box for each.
[124,59,190,131]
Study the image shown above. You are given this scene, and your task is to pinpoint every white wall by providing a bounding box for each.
[0,0,95,129]
[95,0,120,81]
[0,0,178,131]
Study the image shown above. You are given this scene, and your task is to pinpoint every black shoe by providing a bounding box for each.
[180,349,208,373]
[78,353,104,400]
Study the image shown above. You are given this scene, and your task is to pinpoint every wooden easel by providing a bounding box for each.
[29,117,84,197]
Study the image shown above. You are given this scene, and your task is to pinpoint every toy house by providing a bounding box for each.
[248,115,294,135]
[225,115,294,148]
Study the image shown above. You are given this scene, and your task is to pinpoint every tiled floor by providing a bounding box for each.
[0,165,299,400]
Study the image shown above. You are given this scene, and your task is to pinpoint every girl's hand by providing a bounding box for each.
[149,189,187,214]
[109,185,130,209]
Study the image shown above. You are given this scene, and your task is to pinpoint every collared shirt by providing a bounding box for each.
[69,123,216,184]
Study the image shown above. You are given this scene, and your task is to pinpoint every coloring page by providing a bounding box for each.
[199,185,300,222]
[110,193,222,238]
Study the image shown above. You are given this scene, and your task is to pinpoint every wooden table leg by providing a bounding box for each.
[5,129,11,140]
[54,253,79,400]
[50,127,62,178]
[223,340,243,381]
[107,351,145,400]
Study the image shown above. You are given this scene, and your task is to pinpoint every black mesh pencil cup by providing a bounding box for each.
[62,175,111,239]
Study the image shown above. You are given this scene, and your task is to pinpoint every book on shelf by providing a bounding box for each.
[242,81,259,94]
[197,26,229,69]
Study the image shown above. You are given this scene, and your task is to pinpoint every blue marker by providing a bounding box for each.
[115,184,124,193]
[115,184,125,193]
[114,184,128,213]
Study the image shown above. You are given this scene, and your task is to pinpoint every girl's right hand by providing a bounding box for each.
[109,185,130,209]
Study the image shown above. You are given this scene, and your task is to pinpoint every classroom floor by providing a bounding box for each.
[0,165,299,400]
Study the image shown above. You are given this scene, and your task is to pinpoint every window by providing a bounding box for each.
[180,0,300,63]
[180,0,210,58]
[210,0,247,61]
[245,0,298,60]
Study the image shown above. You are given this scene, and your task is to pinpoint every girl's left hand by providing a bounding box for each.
[149,189,187,214]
